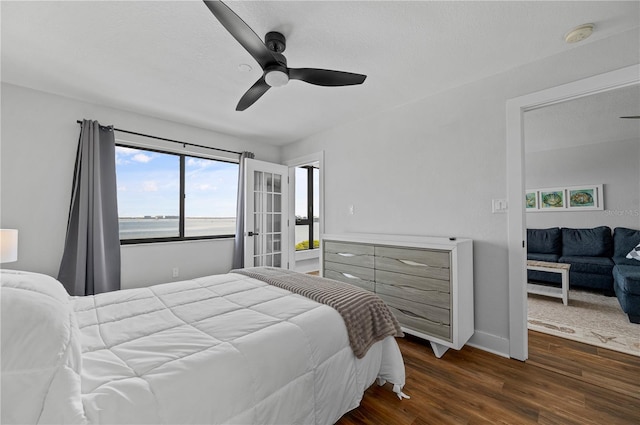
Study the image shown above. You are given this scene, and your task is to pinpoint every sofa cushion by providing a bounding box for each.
[558,256,614,276]
[628,243,640,261]
[613,227,640,266]
[527,253,560,263]
[561,226,612,257]
[613,265,640,296]
[527,228,562,255]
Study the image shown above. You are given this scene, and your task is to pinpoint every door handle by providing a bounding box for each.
[247,231,259,237]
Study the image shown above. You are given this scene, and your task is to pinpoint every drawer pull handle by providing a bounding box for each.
[337,252,356,257]
[341,273,359,280]
[397,308,443,325]
[398,259,429,267]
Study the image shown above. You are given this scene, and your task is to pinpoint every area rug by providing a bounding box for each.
[528,289,640,357]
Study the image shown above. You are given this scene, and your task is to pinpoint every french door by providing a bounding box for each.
[244,159,289,269]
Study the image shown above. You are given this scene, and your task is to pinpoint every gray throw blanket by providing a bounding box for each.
[232,267,403,358]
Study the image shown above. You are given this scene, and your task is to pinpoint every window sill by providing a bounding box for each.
[295,249,320,261]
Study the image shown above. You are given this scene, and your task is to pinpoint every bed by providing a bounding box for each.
[1,268,406,424]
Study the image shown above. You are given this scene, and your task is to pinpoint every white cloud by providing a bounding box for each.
[115,146,140,156]
[132,153,152,163]
[187,158,210,168]
[142,181,158,192]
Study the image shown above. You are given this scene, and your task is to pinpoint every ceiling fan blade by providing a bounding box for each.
[202,0,277,70]
[236,77,270,111]
[620,116,640,119]
[289,68,367,87]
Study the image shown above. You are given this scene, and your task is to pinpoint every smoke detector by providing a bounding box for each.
[565,24,594,44]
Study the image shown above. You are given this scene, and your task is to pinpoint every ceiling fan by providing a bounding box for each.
[203,0,367,111]
[620,116,640,119]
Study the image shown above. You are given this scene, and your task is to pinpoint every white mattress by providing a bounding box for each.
[1,270,406,425]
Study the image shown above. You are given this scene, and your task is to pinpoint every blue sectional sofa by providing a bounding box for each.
[527,226,640,323]
[527,226,614,294]
[612,227,640,324]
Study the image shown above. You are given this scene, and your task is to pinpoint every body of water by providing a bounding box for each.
[120,218,320,246]
[119,218,236,239]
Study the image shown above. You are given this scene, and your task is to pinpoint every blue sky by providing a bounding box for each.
[115,146,238,217]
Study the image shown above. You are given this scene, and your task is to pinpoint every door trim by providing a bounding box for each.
[285,152,325,272]
[506,64,640,360]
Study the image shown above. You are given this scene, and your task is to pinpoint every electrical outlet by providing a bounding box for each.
[172,267,179,278]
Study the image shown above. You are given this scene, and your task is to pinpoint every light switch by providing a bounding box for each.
[492,199,508,213]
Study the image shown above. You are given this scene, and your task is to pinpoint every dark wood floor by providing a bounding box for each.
[337,331,640,424]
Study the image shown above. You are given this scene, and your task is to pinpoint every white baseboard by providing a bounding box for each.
[466,330,511,359]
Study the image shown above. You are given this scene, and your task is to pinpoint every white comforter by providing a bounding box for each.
[1,270,405,425]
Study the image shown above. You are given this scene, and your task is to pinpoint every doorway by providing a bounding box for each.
[506,65,640,360]
[285,152,324,273]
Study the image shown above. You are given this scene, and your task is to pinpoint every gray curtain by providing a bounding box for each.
[58,120,121,296]
[232,151,255,269]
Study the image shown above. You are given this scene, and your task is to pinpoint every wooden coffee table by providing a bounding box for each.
[527,260,570,306]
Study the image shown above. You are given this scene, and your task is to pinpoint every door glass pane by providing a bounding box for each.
[267,214,273,233]
[266,173,273,192]
[273,234,281,253]
[273,254,281,267]
[267,193,273,212]
[274,174,282,193]
[254,213,261,234]
[274,194,281,213]
[274,214,281,232]
[254,171,263,191]
[254,192,262,213]
[266,234,273,254]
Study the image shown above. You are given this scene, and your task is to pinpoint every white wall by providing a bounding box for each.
[526,139,640,230]
[281,28,640,355]
[0,83,280,288]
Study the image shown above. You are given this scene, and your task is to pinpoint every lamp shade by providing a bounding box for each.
[0,229,18,263]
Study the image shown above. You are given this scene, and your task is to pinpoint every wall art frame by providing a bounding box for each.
[526,184,603,212]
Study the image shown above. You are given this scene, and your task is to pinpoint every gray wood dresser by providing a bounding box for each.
[321,233,474,358]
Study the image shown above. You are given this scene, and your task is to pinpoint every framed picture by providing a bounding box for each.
[567,184,603,210]
[539,189,565,210]
[526,184,604,212]
[525,191,538,210]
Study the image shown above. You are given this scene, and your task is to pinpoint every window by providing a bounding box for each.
[115,144,238,243]
[295,164,319,250]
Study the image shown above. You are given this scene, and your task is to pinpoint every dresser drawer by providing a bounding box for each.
[324,261,375,291]
[376,270,450,293]
[324,270,375,292]
[324,241,374,268]
[375,246,450,280]
[380,295,451,341]
[376,282,450,310]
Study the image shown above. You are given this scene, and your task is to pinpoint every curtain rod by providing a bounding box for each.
[76,120,242,156]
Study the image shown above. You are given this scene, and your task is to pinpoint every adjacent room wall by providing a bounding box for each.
[0,83,280,289]
[280,28,640,356]
[526,138,640,230]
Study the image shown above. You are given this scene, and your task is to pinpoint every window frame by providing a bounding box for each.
[115,142,239,245]
[295,165,318,250]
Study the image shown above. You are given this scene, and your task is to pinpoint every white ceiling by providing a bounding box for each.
[2,1,639,146]
[525,84,640,153]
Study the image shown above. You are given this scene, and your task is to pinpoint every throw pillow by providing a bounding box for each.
[627,242,640,262]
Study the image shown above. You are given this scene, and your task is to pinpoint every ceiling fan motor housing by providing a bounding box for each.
[265,31,286,53]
